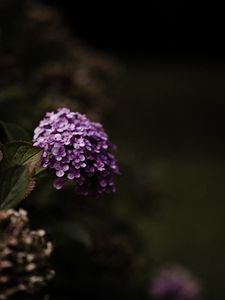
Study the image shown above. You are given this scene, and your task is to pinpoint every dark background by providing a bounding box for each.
[1,1,225,299]
[43,1,225,58]
[41,2,225,299]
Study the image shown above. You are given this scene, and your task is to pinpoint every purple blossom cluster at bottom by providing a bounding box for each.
[33,108,119,196]
[150,265,202,300]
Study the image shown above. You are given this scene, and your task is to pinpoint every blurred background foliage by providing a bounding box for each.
[1,1,225,299]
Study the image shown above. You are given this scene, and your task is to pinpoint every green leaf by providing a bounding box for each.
[0,120,30,142]
[0,142,43,209]
[0,165,35,210]
[1,141,43,172]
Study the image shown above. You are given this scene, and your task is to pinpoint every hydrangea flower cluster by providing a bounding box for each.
[149,265,202,300]
[33,108,119,196]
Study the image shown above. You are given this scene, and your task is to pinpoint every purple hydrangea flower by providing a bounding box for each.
[33,108,119,196]
[149,265,202,300]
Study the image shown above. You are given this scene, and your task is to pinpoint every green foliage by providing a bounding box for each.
[1,141,42,170]
[0,165,33,209]
[0,141,42,210]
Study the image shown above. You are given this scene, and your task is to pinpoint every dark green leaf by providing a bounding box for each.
[0,142,43,209]
[0,165,35,210]
[1,141,43,172]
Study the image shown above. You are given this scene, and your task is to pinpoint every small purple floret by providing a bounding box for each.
[33,108,119,196]
[150,265,202,300]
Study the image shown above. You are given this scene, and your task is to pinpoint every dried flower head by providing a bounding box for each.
[0,209,54,300]
[150,265,202,300]
[33,108,119,196]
